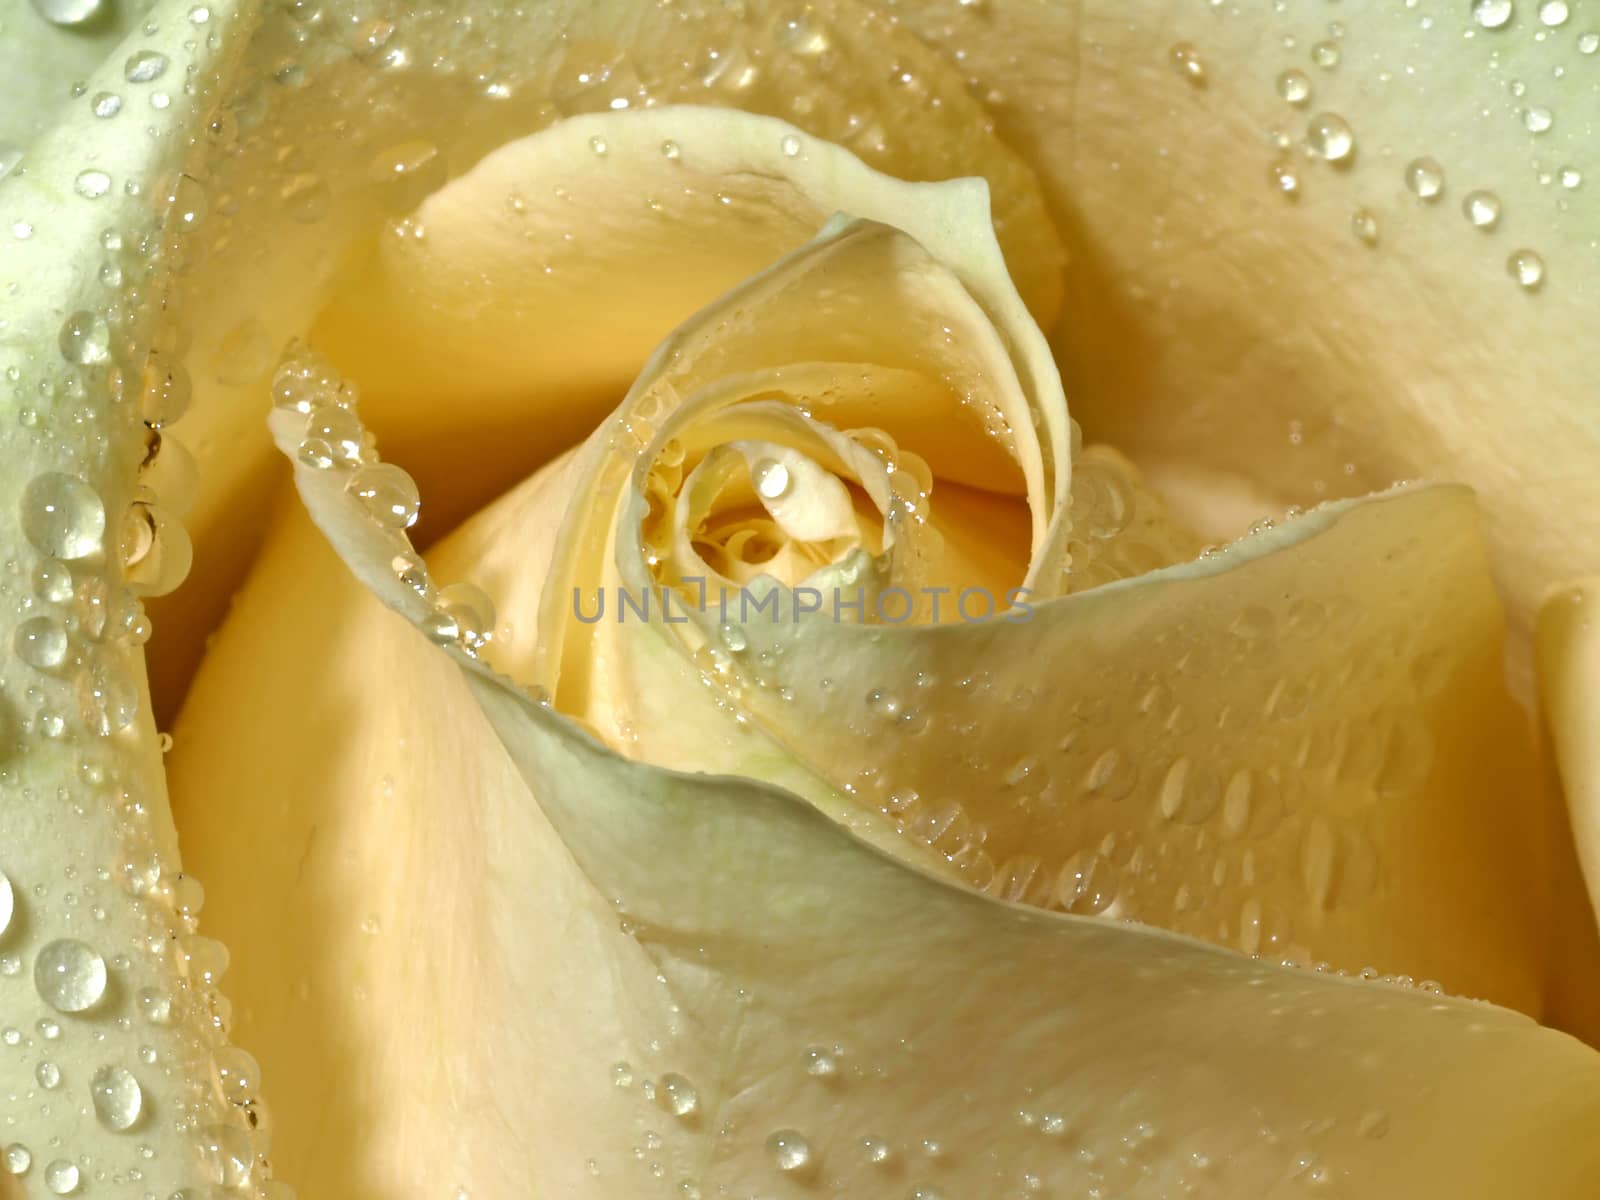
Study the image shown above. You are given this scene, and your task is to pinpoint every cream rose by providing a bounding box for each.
[1,3,1598,1200]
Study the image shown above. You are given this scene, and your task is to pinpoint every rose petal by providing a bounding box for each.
[163,386,1600,1197]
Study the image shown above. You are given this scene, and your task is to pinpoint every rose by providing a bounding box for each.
[2,3,1598,1199]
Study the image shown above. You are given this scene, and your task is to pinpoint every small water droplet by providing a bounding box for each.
[1507,248,1545,290]
[1404,157,1445,201]
[35,1061,61,1090]
[124,50,169,84]
[1306,112,1354,162]
[20,472,106,560]
[35,939,107,1013]
[1521,106,1553,133]
[73,170,111,199]
[347,463,421,529]
[1350,207,1379,245]
[767,1130,813,1173]
[91,1064,142,1131]
[780,133,802,157]
[1276,69,1312,105]
[1473,0,1515,29]
[1169,42,1205,84]
[1579,32,1599,53]
[1310,40,1341,68]
[1558,166,1582,189]
[862,1136,891,1163]
[30,0,103,26]
[803,1045,839,1077]
[1463,190,1502,229]
[198,1124,254,1189]
[91,92,122,118]
[589,135,609,157]
[1270,162,1300,195]
[57,310,111,365]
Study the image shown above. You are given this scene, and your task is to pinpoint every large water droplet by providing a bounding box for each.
[658,1072,698,1118]
[73,170,111,200]
[29,0,104,27]
[43,1159,79,1195]
[91,1064,142,1131]
[20,473,106,560]
[1472,0,1515,29]
[1404,157,1445,201]
[15,616,68,670]
[0,870,12,938]
[198,1124,254,1188]
[34,939,107,1013]
[1507,248,1545,291]
[753,458,791,500]
[124,50,170,83]
[58,310,110,365]
[1057,849,1118,914]
[347,464,421,529]
[1306,112,1355,162]
[1540,0,1570,24]
[4,1144,30,1175]
[1463,190,1502,229]
[767,1130,813,1173]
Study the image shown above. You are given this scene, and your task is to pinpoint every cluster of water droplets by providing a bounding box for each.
[276,346,498,659]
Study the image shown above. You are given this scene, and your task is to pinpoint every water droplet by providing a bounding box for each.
[767,1129,813,1173]
[58,310,111,365]
[91,1064,142,1131]
[589,135,609,157]
[91,92,122,118]
[15,616,68,671]
[1306,112,1354,162]
[0,872,11,939]
[124,50,169,84]
[198,1124,254,1188]
[802,1045,839,1077]
[1507,248,1545,291]
[660,139,681,160]
[1310,40,1341,68]
[1559,166,1582,189]
[36,1061,61,1089]
[658,1072,698,1118]
[1170,42,1205,84]
[162,174,206,230]
[1358,1109,1391,1139]
[1404,157,1445,201]
[437,582,496,650]
[1521,106,1553,133]
[862,1136,891,1164]
[20,472,106,560]
[1057,849,1118,915]
[780,133,802,157]
[1083,747,1137,799]
[1350,207,1379,245]
[73,170,111,199]
[44,1159,79,1195]
[1538,0,1568,25]
[612,1060,634,1088]
[1276,69,1312,106]
[1463,190,1502,229]
[140,352,192,426]
[1579,31,1599,53]
[1270,162,1300,196]
[30,0,103,26]
[34,939,107,1013]
[4,1144,30,1175]
[753,458,791,500]
[347,463,421,529]
[1473,0,1515,29]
